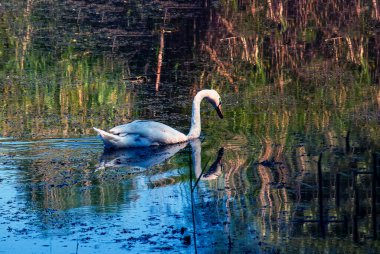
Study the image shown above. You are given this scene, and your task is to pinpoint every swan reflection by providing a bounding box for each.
[98,142,188,171]
[201,148,224,180]
[98,139,224,181]
[190,139,224,180]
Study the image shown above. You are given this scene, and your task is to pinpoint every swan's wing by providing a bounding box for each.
[109,120,187,144]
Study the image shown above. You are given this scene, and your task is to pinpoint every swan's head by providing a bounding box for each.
[205,89,223,119]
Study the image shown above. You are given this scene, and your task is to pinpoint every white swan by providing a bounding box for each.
[93,89,223,149]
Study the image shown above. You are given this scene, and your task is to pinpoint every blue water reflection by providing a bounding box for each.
[0,137,249,253]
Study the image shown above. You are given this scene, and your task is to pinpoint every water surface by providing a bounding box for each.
[0,0,379,253]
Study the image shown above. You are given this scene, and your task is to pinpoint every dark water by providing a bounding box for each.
[0,0,380,253]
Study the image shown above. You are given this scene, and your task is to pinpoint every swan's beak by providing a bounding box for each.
[215,103,223,119]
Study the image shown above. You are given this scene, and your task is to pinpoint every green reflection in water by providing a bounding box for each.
[0,0,379,253]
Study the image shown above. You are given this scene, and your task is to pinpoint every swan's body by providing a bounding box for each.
[93,121,187,148]
[94,89,223,149]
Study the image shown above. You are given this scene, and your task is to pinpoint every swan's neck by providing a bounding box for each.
[187,91,206,139]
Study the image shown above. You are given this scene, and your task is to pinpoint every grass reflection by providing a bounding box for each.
[0,0,379,253]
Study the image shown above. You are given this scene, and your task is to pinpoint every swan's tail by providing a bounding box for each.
[93,127,120,149]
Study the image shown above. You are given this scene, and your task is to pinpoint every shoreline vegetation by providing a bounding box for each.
[0,1,379,253]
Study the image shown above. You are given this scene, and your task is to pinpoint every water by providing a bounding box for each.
[0,0,379,253]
